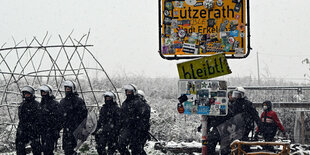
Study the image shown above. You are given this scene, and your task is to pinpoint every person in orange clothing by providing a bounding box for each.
[255,100,287,151]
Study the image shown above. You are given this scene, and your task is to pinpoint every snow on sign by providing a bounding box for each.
[178,79,228,116]
[159,0,248,59]
[177,53,231,79]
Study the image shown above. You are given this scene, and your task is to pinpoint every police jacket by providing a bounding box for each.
[230,97,263,132]
[60,93,88,131]
[17,98,40,134]
[95,101,121,134]
[120,95,150,132]
[39,96,62,133]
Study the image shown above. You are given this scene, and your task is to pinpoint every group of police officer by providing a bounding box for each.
[92,84,150,155]
[16,82,150,155]
[16,81,287,154]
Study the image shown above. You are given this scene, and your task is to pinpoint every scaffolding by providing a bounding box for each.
[0,32,118,151]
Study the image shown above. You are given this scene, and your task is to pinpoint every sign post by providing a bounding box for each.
[177,53,231,154]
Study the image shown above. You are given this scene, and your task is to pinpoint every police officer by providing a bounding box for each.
[118,84,151,155]
[39,84,62,155]
[16,85,41,155]
[137,90,152,144]
[222,87,263,153]
[59,80,88,155]
[207,87,263,154]
[94,91,121,155]
[230,87,263,141]
[205,90,234,154]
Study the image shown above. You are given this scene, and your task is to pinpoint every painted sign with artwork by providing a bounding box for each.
[159,0,249,59]
[178,79,228,116]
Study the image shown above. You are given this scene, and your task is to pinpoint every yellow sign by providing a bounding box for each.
[177,53,231,79]
[160,0,246,58]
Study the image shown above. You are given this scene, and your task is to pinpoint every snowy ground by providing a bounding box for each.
[156,140,310,155]
[1,140,310,155]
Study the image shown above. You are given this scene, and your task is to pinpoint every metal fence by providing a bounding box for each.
[229,86,310,144]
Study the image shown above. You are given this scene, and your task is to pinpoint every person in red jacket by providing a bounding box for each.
[255,100,287,151]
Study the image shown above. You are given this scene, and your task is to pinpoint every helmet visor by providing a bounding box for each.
[232,91,241,99]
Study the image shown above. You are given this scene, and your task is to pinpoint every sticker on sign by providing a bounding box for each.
[178,79,228,116]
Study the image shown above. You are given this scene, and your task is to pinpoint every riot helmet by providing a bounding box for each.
[39,84,53,97]
[138,90,146,100]
[103,91,116,103]
[232,87,245,99]
[123,84,137,95]
[63,80,77,95]
[21,85,35,100]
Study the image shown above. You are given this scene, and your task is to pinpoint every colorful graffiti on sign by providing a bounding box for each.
[178,79,228,116]
[160,0,246,58]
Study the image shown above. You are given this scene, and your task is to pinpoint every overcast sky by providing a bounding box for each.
[1,0,310,83]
